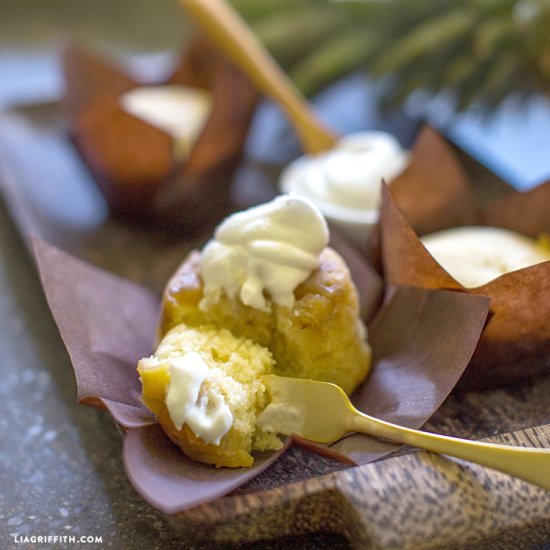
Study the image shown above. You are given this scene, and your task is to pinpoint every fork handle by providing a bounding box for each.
[179,0,337,154]
[348,412,550,491]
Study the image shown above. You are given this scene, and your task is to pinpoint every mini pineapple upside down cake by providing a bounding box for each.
[138,195,372,467]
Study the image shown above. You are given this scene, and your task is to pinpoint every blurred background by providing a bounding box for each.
[2,0,550,189]
[0,0,188,106]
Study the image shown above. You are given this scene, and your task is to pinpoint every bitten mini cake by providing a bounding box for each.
[138,195,372,467]
[159,195,372,395]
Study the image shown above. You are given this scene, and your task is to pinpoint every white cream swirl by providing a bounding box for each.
[120,85,212,160]
[421,226,550,288]
[280,131,409,215]
[164,352,233,445]
[200,195,329,312]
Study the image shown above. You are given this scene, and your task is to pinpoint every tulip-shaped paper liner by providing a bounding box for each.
[380,183,550,390]
[62,37,258,229]
[34,238,489,514]
[481,179,550,237]
[388,125,477,236]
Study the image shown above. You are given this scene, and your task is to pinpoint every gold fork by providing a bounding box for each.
[256,375,550,491]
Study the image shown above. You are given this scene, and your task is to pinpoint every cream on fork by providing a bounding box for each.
[257,375,550,491]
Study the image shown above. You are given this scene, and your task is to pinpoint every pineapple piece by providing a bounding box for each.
[159,247,371,395]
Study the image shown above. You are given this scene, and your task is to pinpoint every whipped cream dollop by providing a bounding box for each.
[120,85,212,160]
[280,131,409,219]
[200,195,329,312]
[164,352,233,445]
[421,226,550,288]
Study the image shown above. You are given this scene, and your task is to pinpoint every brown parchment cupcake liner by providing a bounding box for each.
[33,237,489,513]
[380,183,550,390]
[62,36,258,230]
[389,125,477,236]
[481,179,550,237]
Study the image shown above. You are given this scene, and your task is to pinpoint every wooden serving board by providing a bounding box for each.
[1,99,549,549]
[175,426,550,549]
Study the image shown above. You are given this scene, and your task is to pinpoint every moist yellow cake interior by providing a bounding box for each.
[138,323,281,468]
